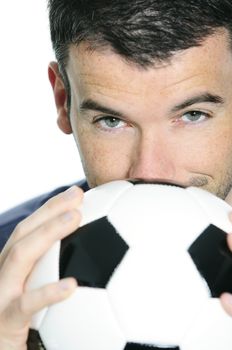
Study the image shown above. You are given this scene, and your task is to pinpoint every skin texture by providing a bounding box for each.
[1,29,232,348]
[50,30,232,200]
[0,186,83,349]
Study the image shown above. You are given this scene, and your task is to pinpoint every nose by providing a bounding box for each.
[128,132,177,182]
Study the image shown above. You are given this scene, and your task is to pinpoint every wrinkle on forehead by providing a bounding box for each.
[68,30,232,101]
[161,73,204,90]
[80,75,143,96]
[68,44,149,96]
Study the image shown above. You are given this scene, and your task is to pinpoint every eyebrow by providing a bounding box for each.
[80,99,125,118]
[171,93,224,113]
[79,92,225,118]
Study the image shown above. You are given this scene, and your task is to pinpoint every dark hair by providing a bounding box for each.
[48,0,232,109]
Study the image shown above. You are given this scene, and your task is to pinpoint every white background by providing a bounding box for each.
[0,1,84,213]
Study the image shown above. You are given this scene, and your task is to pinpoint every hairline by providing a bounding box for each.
[59,28,232,116]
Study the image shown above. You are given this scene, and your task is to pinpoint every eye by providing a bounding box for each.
[94,116,127,131]
[180,111,210,124]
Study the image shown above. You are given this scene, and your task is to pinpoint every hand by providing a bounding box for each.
[0,186,83,349]
[220,194,232,315]
[220,230,232,316]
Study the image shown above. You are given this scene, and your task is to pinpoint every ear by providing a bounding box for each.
[48,62,72,134]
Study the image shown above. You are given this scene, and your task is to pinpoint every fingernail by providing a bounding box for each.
[64,186,78,199]
[59,278,77,291]
[223,293,232,305]
[61,211,74,223]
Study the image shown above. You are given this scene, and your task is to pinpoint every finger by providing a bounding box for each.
[0,186,83,263]
[24,186,83,233]
[2,278,77,330]
[226,231,232,251]
[220,293,232,316]
[13,185,83,239]
[0,209,81,304]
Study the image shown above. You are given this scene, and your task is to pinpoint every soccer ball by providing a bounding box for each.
[26,180,232,350]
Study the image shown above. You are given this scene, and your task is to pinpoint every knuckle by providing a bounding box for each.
[18,295,31,316]
[40,285,57,303]
[13,221,26,238]
[37,222,56,238]
[8,242,23,263]
[44,196,58,210]
[39,219,62,237]
[45,193,69,212]
[38,221,49,232]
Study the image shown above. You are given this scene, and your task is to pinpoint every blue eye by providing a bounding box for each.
[94,116,127,130]
[102,117,122,128]
[181,111,209,124]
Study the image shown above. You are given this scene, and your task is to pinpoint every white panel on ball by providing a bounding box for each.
[26,181,232,350]
[106,244,210,345]
[180,299,232,350]
[186,186,232,232]
[107,184,210,249]
[40,288,126,350]
[80,180,133,227]
[26,241,61,329]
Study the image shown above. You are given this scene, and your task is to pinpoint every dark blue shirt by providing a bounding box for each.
[0,180,89,251]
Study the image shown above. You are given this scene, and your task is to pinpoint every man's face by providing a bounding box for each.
[62,30,232,198]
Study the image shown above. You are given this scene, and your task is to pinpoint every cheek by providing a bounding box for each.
[76,130,133,186]
[183,124,232,174]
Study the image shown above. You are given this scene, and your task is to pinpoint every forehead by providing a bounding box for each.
[66,30,232,99]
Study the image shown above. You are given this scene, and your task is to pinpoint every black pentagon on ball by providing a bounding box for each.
[59,217,129,288]
[188,224,232,297]
[124,343,180,350]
